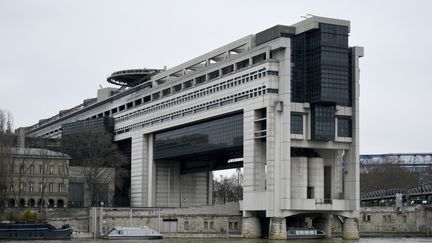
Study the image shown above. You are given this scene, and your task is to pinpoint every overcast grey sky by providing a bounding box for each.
[1,0,431,154]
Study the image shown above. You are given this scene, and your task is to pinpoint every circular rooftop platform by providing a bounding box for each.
[107,68,163,87]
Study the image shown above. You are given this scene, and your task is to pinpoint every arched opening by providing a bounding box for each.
[48,199,55,208]
[28,199,35,207]
[57,199,64,208]
[9,199,16,207]
[19,199,26,208]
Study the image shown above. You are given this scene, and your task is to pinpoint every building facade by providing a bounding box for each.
[5,148,70,208]
[23,16,363,239]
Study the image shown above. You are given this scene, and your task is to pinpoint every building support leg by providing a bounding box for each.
[242,217,261,238]
[342,217,359,240]
[269,217,287,239]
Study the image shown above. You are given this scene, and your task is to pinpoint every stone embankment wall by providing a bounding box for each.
[96,203,242,237]
[360,205,432,234]
[7,202,243,238]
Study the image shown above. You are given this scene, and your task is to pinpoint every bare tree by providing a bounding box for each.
[61,131,126,206]
[361,163,420,192]
[0,110,14,213]
[212,171,243,204]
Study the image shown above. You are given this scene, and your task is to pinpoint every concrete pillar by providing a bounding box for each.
[242,217,261,238]
[269,217,287,240]
[290,157,307,199]
[130,134,150,207]
[313,215,331,238]
[308,157,324,200]
[342,218,359,240]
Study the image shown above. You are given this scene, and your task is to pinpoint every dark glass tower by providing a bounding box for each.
[291,23,352,140]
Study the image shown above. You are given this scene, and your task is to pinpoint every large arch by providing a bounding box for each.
[9,199,16,207]
[57,199,64,208]
[19,199,26,208]
[48,199,55,208]
[28,198,35,207]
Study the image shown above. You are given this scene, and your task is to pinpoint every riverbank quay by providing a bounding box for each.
[2,203,432,239]
[359,205,432,236]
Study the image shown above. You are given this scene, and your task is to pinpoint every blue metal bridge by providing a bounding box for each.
[360,153,432,173]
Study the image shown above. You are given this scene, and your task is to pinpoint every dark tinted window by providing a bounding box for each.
[154,114,243,160]
[311,104,335,140]
[338,117,352,137]
[291,114,303,134]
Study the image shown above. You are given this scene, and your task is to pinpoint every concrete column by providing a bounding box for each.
[313,215,332,238]
[130,134,149,207]
[242,217,261,238]
[308,157,324,200]
[269,217,287,240]
[147,134,155,206]
[342,218,359,240]
[290,157,307,199]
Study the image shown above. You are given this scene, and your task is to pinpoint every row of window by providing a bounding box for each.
[290,113,352,138]
[115,85,268,135]
[116,67,271,123]
[17,164,65,175]
[8,182,66,193]
[95,54,268,119]
[40,64,275,138]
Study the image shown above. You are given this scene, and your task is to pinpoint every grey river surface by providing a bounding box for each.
[1,238,432,243]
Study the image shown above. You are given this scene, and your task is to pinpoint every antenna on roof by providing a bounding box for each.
[99,84,103,89]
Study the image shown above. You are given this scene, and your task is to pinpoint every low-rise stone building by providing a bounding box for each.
[5,148,70,208]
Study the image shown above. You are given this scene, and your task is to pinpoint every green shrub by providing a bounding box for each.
[23,209,37,223]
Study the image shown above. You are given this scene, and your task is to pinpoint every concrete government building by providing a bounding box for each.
[23,16,363,239]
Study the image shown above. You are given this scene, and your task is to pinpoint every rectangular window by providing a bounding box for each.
[49,166,54,174]
[29,182,34,192]
[307,187,314,199]
[162,88,171,96]
[40,166,44,174]
[183,80,193,89]
[19,164,24,174]
[337,117,352,137]
[30,165,35,174]
[48,183,54,192]
[311,104,335,140]
[291,114,303,134]
[204,221,208,230]
[40,182,43,192]
[208,71,219,80]
[184,221,189,230]
[222,65,234,75]
[209,222,214,230]
[59,166,64,175]
[59,183,65,192]
[196,75,207,84]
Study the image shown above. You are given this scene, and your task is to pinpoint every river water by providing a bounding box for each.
[2,238,431,243]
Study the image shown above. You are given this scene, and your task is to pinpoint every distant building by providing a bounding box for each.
[68,166,115,207]
[5,148,70,208]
